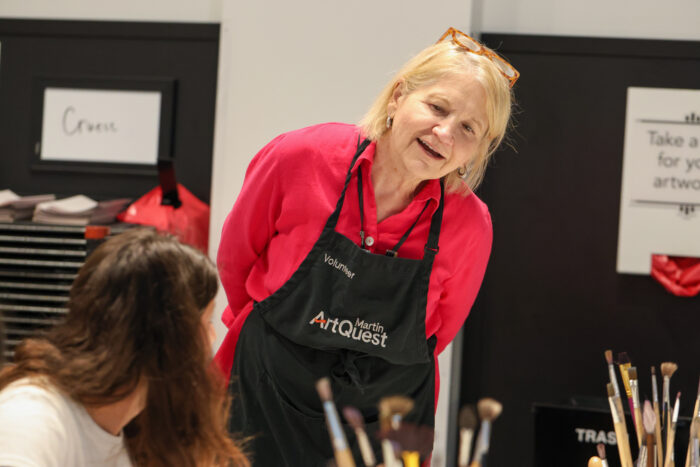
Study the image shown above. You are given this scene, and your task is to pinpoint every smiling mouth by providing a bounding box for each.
[417,138,444,160]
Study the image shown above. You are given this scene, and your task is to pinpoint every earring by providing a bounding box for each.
[386,116,393,129]
[458,165,467,177]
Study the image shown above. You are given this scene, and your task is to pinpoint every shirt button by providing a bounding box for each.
[365,236,375,247]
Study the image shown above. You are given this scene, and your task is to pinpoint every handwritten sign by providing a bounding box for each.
[40,88,162,165]
[617,87,700,274]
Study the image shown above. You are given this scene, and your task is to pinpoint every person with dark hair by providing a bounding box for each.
[0,228,249,467]
[216,28,518,464]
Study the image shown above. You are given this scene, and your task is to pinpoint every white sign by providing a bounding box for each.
[40,88,162,165]
[617,87,700,274]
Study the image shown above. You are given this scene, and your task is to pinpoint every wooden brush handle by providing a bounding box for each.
[647,434,655,467]
[615,420,634,467]
[655,402,664,467]
[664,426,676,467]
[685,399,700,467]
[334,448,356,467]
[635,406,645,448]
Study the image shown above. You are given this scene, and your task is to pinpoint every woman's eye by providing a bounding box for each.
[463,124,474,134]
[429,103,444,113]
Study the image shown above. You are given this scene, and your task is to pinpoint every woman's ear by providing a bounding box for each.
[386,80,405,117]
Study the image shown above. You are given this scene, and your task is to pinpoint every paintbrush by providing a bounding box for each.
[664,392,681,467]
[458,405,477,467]
[689,416,700,467]
[608,383,635,467]
[684,378,700,467]
[661,362,678,431]
[630,367,644,448]
[643,400,656,467]
[378,396,414,467]
[653,366,665,467]
[378,422,434,467]
[619,352,636,427]
[316,378,356,467]
[342,406,375,467]
[469,398,502,467]
[598,443,610,467]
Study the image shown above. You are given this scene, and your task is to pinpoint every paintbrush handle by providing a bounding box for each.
[334,448,356,467]
[685,398,700,467]
[635,406,645,448]
[629,397,638,427]
[655,401,664,467]
[664,425,676,467]
[647,434,656,467]
[615,420,635,467]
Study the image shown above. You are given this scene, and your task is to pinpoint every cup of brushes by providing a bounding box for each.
[316,377,503,467]
[600,350,700,467]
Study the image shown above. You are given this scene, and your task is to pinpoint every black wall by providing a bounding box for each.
[461,34,700,466]
[0,19,219,203]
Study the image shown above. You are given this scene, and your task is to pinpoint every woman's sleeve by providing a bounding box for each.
[217,134,286,327]
[433,207,493,355]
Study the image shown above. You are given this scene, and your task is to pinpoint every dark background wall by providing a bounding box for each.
[460,34,700,466]
[0,19,219,203]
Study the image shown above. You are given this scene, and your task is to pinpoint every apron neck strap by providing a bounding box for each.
[325,136,371,230]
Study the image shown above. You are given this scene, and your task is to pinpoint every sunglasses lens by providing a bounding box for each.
[492,57,515,78]
[455,33,481,52]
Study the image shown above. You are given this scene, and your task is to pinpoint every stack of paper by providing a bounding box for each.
[32,195,130,225]
[0,190,56,222]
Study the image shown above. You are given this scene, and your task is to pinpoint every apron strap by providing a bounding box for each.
[325,136,372,230]
[385,199,431,257]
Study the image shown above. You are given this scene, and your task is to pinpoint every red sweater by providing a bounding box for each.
[215,123,492,401]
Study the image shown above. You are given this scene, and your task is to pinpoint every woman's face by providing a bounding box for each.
[201,299,216,349]
[385,72,489,183]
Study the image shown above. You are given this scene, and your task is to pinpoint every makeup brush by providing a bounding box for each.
[589,456,604,467]
[598,443,609,467]
[316,378,356,467]
[653,366,665,467]
[664,392,681,467]
[469,398,502,467]
[378,422,434,467]
[458,405,478,467]
[619,352,636,427]
[342,406,375,467]
[378,396,414,467]
[661,362,678,431]
[643,400,656,467]
[629,367,644,448]
[684,378,700,467]
[608,383,634,467]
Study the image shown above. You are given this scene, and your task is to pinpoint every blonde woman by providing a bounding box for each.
[216,28,517,465]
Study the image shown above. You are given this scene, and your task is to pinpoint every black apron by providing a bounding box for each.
[229,138,444,466]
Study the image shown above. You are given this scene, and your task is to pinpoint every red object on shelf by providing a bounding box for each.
[117,184,210,253]
[651,254,700,297]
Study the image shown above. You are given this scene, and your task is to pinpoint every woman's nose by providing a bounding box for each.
[433,120,454,145]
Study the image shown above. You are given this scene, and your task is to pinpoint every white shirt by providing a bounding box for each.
[0,378,132,467]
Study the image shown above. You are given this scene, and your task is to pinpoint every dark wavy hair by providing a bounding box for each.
[0,228,249,466]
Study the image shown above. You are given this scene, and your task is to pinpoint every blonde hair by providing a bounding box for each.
[359,40,514,194]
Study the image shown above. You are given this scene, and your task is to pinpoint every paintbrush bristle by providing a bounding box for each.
[379,396,414,419]
[629,366,638,380]
[378,422,434,458]
[660,362,678,378]
[477,398,502,422]
[315,377,333,402]
[618,352,631,365]
[596,442,607,460]
[643,400,656,434]
[342,406,365,430]
[605,350,613,365]
[459,405,477,430]
[607,383,616,398]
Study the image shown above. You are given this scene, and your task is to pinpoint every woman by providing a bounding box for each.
[0,229,249,467]
[216,27,517,465]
